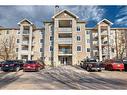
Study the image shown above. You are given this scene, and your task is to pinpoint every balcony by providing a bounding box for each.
[94,52,108,56]
[58,49,72,56]
[58,38,72,44]
[93,33,98,39]
[22,41,35,46]
[22,30,30,35]
[21,50,29,54]
[21,50,34,55]
[22,41,29,45]
[58,28,72,33]
[93,41,108,47]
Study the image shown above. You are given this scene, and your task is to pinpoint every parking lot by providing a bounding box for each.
[0,65,127,90]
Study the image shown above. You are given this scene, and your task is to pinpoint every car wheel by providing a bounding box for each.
[86,67,90,72]
[3,70,8,72]
[15,67,20,72]
[98,70,102,72]
[37,67,40,72]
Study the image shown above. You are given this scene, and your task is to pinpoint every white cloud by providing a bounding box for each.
[60,6,105,22]
[0,6,105,28]
[115,6,127,26]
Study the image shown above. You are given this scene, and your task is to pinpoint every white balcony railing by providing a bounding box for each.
[21,50,34,54]
[21,50,29,54]
[93,41,108,46]
[22,41,29,45]
[58,28,72,33]
[22,30,30,35]
[58,38,72,44]
[59,49,72,54]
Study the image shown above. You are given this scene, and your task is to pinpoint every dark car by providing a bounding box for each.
[80,58,103,72]
[23,60,45,72]
[0,61,2,67]
[1,60,24,72]
[122,59,127,71]
[104,59,124,71]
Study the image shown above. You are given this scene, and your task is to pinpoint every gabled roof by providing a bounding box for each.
[97,19,113,25]
[18,18,33,25]
[52,9,79,19]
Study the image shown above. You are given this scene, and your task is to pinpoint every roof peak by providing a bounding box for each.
[97,19,113,25]
[17,18,33,25]
[52,9,79,19]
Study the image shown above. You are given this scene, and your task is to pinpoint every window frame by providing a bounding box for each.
[77,46,82,51]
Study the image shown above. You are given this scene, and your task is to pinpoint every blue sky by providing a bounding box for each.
[0,5,127,28]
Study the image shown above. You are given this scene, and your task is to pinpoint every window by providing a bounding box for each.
[17,39,19,43]
[111,39,114,44]
[50,36,53,41]
[50,46,53,51]
[40,31,43,34]
[59,20,72,28]
[77,26,80,31]
[17,31,20,34]
[87,48,90,52]
[51,26,53,32]
[16,48,18,52]
[87,39,90,43]
[6,30,9,34]
[40,48,43,52]
[77,46,81,51]
[111,48,114,53]
[86,30,90,34]
[77,36,81,41]
[40,39,43,43]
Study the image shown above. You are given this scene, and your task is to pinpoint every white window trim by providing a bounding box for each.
[17,30,20,35]
[15,48,18,52]
[86,30,90,35]
[77,35,81,42]
[77,26,80,32]
[40,39,43,44]
[87,48,91,52]
[77,45,82,52]
[87,39,90,43]
[17,39,20,44]
[40,48,43,52]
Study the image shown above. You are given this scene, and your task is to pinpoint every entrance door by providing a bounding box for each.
[59,56,72,65]
[63,57,67,65]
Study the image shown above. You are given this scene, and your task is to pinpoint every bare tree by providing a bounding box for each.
[118,32,126,59]
[0,35,16,60]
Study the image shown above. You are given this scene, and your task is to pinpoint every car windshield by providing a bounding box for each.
[4,61,14,64]
[88,59,97,62]
[123,60,127,64]
[26,61,36,64]
[114,60,122,63]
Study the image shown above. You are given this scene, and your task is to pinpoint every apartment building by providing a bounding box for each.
[0,8,127,65]
[43,9,127,65]
[0,19,44,61]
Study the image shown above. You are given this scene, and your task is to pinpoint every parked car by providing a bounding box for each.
[23,60,45,72]
[1,60,24,72]
[80,58,103,72]
[0,61,2,67]
[122,59,127,71]
[104,59,124,71]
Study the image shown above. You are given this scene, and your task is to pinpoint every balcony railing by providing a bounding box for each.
[58,28,72,33]
[101,31,108,36]
[93,41,108,46]
[58,38,72,44]
[23,30,30,35]
[22,41,29,45]
[21,50,29,54]
[59,49,72,54]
